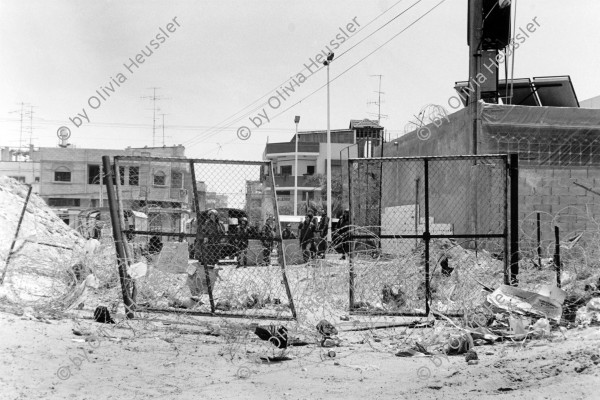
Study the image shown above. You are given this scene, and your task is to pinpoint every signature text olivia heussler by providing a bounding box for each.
[68,17,181,129]
[236,16,360,140]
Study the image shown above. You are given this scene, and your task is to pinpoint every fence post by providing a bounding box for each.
[189,160,215,313]
[0,184,32,286]
[348,158,355,310]
[424,158,430,315]
[102,155,135,318]
[509,153,519,286]
[554,225,561,288]
[537,212,542,269]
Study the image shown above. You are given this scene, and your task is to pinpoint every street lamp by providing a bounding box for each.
[323,52,334,243]
[293,115,300,216]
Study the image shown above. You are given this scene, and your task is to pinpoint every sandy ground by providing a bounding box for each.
[1,308,599,400]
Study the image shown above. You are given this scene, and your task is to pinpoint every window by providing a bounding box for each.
[54,167,71,182]
[171,171,183,188]
[306,166,315,175]
[153,171,166,186]
[88,165,101,184]
[281,166,292,175]
[48,198,81,207]
[35,177,40,182]
[129,167,139,186]
[9,176,26,183]
[61,218,70,226]
[119,166,125,186]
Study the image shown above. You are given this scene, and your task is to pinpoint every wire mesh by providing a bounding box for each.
[113,156,295,320]
[348,155,509,315]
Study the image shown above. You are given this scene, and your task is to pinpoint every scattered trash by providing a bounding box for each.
[259,356,292,363]
[340,315,350,321]
[445,334,473,355]
[531,318,551,337]
[254,325,288,349]
[328,350,336,358]
[316,319,338,337]
[467,360,479,365]
[508,316,531,335]
[487,285,563,322]
[465,350,478,362]
[93,306,115,324]
[127,261,147,279]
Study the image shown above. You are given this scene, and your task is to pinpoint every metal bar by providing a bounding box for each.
[122,230,283,241]
[573,182,600,197]
[115,155,268,166]
[270,161,297,319]
[349,234,506,240]
[554,225,561,288]
[113,159,136,304]
[415,177,420,250]
[347,154,509,163]
[349,311,428,318]
[102,155,134,318]
[142,308,295,320]
[0,185,33,286]
[348,159,355,310]
[537,212,542,269]
[503,156,509,285]
[189,161,215,313]
[424,159,430,315]
[509,153,519,285]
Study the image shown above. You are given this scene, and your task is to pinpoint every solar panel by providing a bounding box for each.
[533,76,579,107]
[498,78,539,106]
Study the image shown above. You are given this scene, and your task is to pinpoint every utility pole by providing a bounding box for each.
[141,88,166,147]
[468,0,483,155]
[159,113,168,146]
[368,75,385,124]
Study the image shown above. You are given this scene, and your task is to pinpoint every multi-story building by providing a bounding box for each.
[0,144,192,234]
[262,119,383,215]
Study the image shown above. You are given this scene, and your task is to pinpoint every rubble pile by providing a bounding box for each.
[0,177,86,309]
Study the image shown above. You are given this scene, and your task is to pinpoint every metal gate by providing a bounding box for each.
[347,154,515,317]
[104,155,296,320]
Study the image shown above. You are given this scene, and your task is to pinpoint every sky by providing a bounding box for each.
[1,0,599,161]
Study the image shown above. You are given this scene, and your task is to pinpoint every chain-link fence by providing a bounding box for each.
[348,155,510,316]
[110,156,296,320]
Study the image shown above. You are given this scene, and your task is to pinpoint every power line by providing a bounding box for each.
[181,0,419,148]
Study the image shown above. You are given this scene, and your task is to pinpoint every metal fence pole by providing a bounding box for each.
[537,212,542,269]
[554,225,561,288]
[102,155,135,318]
[270,161,297,319]
[423,159,430,315]
[509,153,519,286]
[0,185,32,286]
[348,158,355,309]
[190,160,215,313]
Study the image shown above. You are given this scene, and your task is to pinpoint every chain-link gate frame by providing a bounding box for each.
[105,155,296,320]
[347,154,514,317]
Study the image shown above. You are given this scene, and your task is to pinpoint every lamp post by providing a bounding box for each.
[293,115,300,216]
[323,52,334,243]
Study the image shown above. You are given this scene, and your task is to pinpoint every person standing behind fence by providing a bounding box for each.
[299,212,317,262]
[282,223,296,239]
[194,209,225,268]
[236,217,249,268]
[316,209,329,259]
[336,209,350,260]
[261,217,275,266]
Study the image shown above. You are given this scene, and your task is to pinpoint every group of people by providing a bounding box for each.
[296,208,351,262]
[193,207,352,269]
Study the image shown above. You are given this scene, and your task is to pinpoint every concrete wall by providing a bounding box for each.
[518,167,600,247]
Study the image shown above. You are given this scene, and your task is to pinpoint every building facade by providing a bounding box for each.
[1,145,192,234]
[263,119,383,216]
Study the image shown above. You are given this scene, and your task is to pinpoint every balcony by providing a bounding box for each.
[273,175,319,188]
[265,142,320,156]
